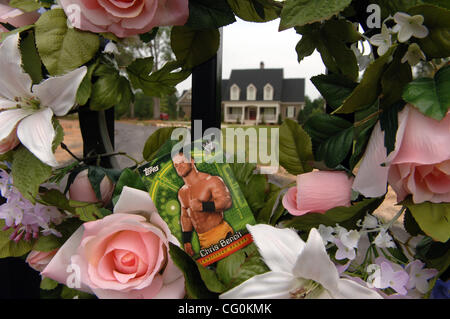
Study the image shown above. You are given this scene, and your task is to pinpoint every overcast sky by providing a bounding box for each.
[176,17,325,100]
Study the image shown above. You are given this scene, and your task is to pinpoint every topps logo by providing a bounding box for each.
[144,165,159,176]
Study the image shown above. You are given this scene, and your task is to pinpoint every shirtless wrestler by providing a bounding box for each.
[172,151,233,256]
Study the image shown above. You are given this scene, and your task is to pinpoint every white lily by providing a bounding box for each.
[393,12,428,43]
[0,33,87,166]
[219,225,382,299]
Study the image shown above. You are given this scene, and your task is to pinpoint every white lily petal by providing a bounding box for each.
[113,186,158,220]
[292,228,339,293]
[331,278,383,299]
[246,224,305,273]
[0,33,33,101]
[17,108,58,167]
[0,97,18,110]
[32,66,87,116]
[0,108,33,141]
[411,24,429,39]
[398,27,414,43]
[393,12,411,25]
[219,271,296,299]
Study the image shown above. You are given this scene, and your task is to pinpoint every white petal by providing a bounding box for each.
[219,271,295,299]
[398,27,414,43]
[32,66,87,116]
[246,224,305,273]
[0,97,18,110]
[292,228,339,292]
[331,278,383,299]
[113,186,158,220]
[17,108,59,167]
[0,33,33,100]
[0,108,33,141]
[411,24,429,39]
[393,12,411,25]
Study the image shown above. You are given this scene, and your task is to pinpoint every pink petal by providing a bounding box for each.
[119,0,158,29]
[98,0,145,18]
[104,230,148,262]
[97,252,117,281]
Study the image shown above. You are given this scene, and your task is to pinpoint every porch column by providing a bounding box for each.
[275,104,280,124]
[256,106,260,125]
[224,105,229,123]
[241,106,245,124]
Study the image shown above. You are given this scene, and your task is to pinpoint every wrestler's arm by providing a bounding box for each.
[208,176,232,211]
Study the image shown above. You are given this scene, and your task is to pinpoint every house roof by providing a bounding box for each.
[221,68,305,102]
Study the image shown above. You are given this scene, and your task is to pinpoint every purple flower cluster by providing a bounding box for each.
[0,169,63,242]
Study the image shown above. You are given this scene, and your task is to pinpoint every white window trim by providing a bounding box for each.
[230,84,240,101]
[263,83,273,101]
[247,83,257,101]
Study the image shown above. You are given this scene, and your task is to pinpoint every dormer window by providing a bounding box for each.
[230,84,240,100]
[247,84,256,101]
[264,83,273,100]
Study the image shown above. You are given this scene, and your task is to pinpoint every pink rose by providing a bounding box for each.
[68,169,115,206]
[0,2,39,33]
[353,105,450,204]
[282,171,354,216]
[42,186,185,299]
[59,0,189,38]
[26,249,58,272]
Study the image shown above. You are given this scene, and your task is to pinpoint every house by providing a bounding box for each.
[176,63,305,124]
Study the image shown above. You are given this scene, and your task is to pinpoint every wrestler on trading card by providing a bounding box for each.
[172,151,234,256]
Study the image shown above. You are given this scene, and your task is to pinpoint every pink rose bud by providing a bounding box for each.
[59,0,189,38]
[0,127,19,154]
[42,187,185,299]
[353,105,450,204]
[283,171,354,216]
[26,249,58,272]
[0,3,39,33]
[69,169,114,205]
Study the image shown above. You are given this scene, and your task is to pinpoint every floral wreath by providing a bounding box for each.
[0,0,449,300]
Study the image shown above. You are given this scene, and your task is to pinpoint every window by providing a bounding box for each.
[264,84,273,100]
[287,106,295,118]
[230,84,240,100]
[247,84,256,100]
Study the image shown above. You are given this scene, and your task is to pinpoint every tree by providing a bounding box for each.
[297,96,325,124]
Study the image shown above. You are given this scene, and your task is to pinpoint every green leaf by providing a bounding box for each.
[279,119,314,175]
[227,0,281,22]
[20,31,43,84]
[0,24,34,42]
[69,200,103,222]
[379,102,404,156]
[402,65,450,121]
[168,243,217,298]
[196,263,226,293]
[142,127,179,161]
[282,197,385,232]
[90,64,128,111]
[33,234,61,252]
[408,4,450,58]
[11,146,52,203]
[403,208,425,236]
[333,45,397,114]
[35,9,100,75]
[76,59,99,106]
[60,286,96,299]
[401,198,450,243]
[310,74,357,110]
[171,26,220,69]
[0,220,34,258]
[52,119,64,153]
[187,0,236,29]
[112,168,147,205]
[257,188,286,225]
[280,0,352,30]
[9,0,41,12]
[295,32,316,62]
[304,114,353,168]
[216,244,269,290]
[40,277,59,291]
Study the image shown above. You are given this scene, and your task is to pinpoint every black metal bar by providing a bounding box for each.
[191,29,223,138]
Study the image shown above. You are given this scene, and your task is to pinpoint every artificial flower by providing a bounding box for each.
[401,43,426,66]
[369,24,392,56]
[335,229,360,261]
[26,249,58,272]
[405,260,438,293]
[393,12,429,43]
[367,257,409,295]
[0,1,39,33]
[42,186,185,299]
[373,229,396,249]
[317,224,334,245]
[68,169,115,206]
[353,105,450,204]
[0,33,87,167]
[59,0,189,38]
[359,214,379,229]
[219,225,382,299]
[351,43,372,71]
[282,171,354,216]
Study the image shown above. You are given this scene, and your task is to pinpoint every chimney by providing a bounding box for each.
[260,61,264,69]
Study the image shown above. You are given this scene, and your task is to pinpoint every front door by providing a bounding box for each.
[249,109,256,120]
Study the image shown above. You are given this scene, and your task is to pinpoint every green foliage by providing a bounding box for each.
[281,197,385,233]
[171,26,220,69]
[279,119,314,175]
[310,74,357,110]
[401,198,450,243]
[0,220,34,258]
[379,102,404,156]
[19,31,43,84]
[11,146,52,203]
[40,277,59,290]
[280,0,352,30]
[112,168,147,205]
[76,59,100,106]
[187,0,236,29]
[297,96,325,124]
[34,9,100,76]
[142,127,180,162]
[9,0,41,12]
[227,0,281,23]
[304,113,354,169]
[402,65,450,120]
